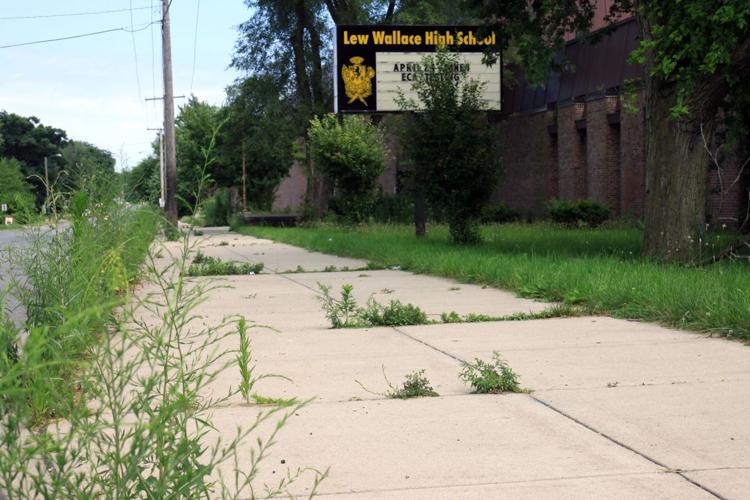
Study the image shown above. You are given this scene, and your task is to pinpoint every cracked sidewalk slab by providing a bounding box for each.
[146,231,749,498]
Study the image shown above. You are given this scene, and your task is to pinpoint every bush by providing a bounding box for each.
[397,50,501,244]
[481,203,521,224]
[202,187,233,226]
[549,199,611,227]
[308,114,387,223]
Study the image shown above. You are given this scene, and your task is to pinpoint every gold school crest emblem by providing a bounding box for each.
[341,56,375,105]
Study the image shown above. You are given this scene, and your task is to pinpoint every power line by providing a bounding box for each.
[129,0,144,105]
[189,0,201,94]
[0,22,157,49]
[0,6,152,21]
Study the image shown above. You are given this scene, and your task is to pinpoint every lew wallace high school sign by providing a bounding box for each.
[334,25,501,113]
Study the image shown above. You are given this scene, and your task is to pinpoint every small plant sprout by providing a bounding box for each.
[236,317,290,405]
[357,367,439,399]
[318,283,359,328]
[237,317,253,403]
[460,352,523,394]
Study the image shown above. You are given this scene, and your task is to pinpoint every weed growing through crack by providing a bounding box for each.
[360,298,428,326]
[318,284,429,328]
[236,317,290,405]
[187,251,264,276]
[460,352,523,394]
[319,284,576,329]
[237,317,253,401]
[318,283,360,327]
[440,304,579,324]
[251,394,299,407]
[357,367,439,399]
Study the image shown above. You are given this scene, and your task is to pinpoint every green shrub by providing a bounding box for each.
[549,199,611,227]
[481,203,521,224]
[308,114,387,223]
[397,50,502,244]
[202,187,233,226]
[459,352,522,394]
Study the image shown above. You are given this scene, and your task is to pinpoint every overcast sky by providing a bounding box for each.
[0,1,249,171]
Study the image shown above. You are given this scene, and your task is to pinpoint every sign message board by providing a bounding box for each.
[334,25,501,113]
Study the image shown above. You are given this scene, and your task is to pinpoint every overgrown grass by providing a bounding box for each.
[237,223,750,339]
[2,195,159,419]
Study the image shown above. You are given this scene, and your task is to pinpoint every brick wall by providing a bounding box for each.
[272,159,307,211]
[619,91,646,217]
[706,152,750,228]
[557,103,588,200]
[491,89,648,220]
[270,85,748,227]
[491,110,556,217]
[585,96,621,213]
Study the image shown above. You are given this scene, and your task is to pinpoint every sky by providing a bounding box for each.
[0,0,250,171]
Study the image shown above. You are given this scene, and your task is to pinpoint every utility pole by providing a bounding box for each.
[162,0,178,226]
[147,128,165,207]
[44,156,49,218]
[241,146,247,211]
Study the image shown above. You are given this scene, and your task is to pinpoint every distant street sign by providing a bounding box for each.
[334,25,501,113]
[1,204,7,212]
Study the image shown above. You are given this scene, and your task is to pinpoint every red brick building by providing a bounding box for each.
[273,16,749,227]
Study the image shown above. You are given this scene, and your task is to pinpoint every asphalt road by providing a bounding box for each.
[0,228,29,326]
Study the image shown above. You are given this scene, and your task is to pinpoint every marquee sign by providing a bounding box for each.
[334,25,501,113]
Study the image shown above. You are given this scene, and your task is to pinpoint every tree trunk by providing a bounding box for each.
[414,195,426,237]
[305,13,325,111]
[641,82,710,262]
[292,0,312,107]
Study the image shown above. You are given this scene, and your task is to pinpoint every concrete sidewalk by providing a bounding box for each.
[158,228,749,499]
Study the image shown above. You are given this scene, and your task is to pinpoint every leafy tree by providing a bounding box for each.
[175,97,228,215]
[61,141,115,190]
[232,0,331,119]
[123,150,160,205]
[0,158,36,216]
[621,0,750,261]
[222,76,298,210]
[0,111,68,203]
[232,1,442,213]
[397,50,501,243]
[308,114,387,223]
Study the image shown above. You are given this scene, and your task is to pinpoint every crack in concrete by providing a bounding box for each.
[388,326,727,500]
[305,470,709,497]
